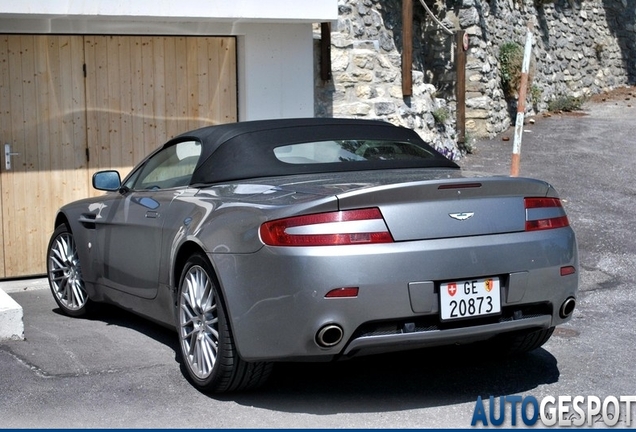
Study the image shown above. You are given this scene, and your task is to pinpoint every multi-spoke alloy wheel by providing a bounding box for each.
[177,253,273,393]
[179,262,220,380]
[47,225,89,317]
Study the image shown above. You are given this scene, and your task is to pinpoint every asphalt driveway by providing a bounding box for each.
[1,89,635,428]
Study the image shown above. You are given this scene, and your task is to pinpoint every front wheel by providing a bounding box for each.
[177,253,272,392]
[47,224,90,317]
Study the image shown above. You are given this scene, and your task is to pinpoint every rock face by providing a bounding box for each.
[315,0,635,157]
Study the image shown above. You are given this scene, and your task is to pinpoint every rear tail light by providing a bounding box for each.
[260,208,393,246]
[524,197,570,231]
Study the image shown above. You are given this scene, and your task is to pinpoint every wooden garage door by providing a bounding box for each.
[0,35,88,278]
[0,35,237,278]
[85,36,237,180]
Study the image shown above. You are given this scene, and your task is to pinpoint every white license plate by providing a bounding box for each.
[440,277,501,321]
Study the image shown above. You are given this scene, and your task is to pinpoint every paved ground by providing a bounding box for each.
[1,90,635,428]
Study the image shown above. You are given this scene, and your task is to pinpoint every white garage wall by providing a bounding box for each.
[0,0,336,121]
[237,23,314,120]
[0,0,336,22]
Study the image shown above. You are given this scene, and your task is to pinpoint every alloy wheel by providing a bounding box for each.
[48,230,88,312]
[179,265,220,379]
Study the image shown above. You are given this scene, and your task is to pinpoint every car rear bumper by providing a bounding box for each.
[210,227,578,362]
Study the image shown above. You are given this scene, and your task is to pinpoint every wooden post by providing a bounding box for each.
[320,22,332,82]
[456,30,466,145]
[510,22,534,177]
[402,0,413,97]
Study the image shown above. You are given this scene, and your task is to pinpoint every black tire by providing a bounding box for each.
[495,327,555,355]
[177,253,272,393]
[46,224,91,317]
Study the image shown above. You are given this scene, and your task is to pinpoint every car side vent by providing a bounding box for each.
[78,213,97,230]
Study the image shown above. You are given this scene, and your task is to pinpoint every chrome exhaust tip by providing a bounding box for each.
[316,324,344,347]
[560,297,576,318]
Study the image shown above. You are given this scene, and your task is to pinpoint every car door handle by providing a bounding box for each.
[145,211,159,219]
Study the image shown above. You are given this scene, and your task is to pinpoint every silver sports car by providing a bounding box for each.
[47,118,578,392]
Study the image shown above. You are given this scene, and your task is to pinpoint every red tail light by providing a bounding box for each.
[524,197,570,231]
[260,208,393,246]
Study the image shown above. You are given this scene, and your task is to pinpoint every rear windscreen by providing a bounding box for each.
[273,140,437,165]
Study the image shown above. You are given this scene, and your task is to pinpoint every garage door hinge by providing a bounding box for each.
[83,64,87,78]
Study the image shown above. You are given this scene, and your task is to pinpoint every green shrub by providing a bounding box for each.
[459,131,474,154]
[432,107,449,124]
[530,85,542,106]
[499,42,524,98]
[547,95,586,112]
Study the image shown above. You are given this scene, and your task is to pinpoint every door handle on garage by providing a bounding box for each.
[4,144,19,170]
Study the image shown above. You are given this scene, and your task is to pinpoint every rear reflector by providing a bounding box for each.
[325,287,359,298]
[260,208,393,246]
[560,266,576,276]
[524,197,570,231]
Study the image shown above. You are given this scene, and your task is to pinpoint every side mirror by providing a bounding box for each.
[92,170,121,191]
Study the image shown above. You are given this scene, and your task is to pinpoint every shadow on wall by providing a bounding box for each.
[602,0,636,83]
[534,0,635,84]
[384,0,458,99]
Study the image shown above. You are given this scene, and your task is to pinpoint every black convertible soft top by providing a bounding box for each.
[164,118,459,185]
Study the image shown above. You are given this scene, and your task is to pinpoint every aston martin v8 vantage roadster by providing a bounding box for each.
[47,118,578,392]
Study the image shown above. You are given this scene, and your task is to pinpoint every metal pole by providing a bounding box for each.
[456,30,466,146]
[402,0,413,97]
[510,22,534,177]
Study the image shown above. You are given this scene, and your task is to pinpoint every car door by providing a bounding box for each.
[96,140,202,299]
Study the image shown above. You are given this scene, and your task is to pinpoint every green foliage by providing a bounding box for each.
[499,42,524,98]
[432,107,450,124]
[547,95,586,112]
[459,130,474,154]
[530,85,542,106]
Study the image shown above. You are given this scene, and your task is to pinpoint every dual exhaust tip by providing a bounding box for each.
[560,297,576,319]
[316,324,344,347]
[316,298,576,347]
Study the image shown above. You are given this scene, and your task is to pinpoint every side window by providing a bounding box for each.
[126,140,202,190]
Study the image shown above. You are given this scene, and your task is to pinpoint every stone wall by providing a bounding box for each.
[314,0,461,160]
[458,0,636,137]
[315,0,636,157]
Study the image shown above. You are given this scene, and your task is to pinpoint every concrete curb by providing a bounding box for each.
[1,277,49,294]
[0,278,47,341]
[0,288,24,341]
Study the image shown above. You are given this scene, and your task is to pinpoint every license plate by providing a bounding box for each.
[440,277,501,321]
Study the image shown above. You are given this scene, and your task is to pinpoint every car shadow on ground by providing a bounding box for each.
[52,302,181,353]
[224,345,559,414]
[55,302,559,414]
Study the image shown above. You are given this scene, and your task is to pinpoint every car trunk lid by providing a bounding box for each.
[335,174,553,241]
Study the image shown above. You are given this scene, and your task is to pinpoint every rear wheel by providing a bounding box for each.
[495,327,555,355]
[47,224,90,317]
[177,253,272,392]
